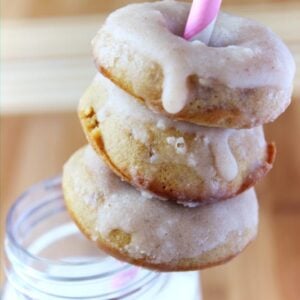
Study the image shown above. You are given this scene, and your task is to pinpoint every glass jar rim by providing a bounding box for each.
[4,177,165,299]
[5,176,130,275]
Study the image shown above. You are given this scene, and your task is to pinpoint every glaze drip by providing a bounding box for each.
[93,1,295,114]
[162,62,190,113]
[93,74,265,186]
[210,132,238,181]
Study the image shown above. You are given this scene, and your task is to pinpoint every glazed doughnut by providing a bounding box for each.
[63,145,259,271]
[92,1,295,128]
[79,74,275,204]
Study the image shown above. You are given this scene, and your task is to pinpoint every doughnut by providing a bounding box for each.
[62,145,259,271]
[78,74,275,204]
[92,1,295,128]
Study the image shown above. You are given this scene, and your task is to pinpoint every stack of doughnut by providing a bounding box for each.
[63,1,295,271]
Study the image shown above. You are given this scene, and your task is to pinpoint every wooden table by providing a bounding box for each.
[1,1,300,299]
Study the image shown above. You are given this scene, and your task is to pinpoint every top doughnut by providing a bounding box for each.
[93,1,295,128]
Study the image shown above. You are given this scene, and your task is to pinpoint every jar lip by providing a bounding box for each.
[5,176,129,275]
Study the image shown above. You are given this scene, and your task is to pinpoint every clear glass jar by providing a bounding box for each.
[3,177,202,300]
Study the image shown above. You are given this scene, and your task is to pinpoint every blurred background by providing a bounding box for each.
[1,0,299,299]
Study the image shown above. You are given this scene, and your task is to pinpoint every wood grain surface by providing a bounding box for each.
[1,0,293,19]
[1,0,300,299]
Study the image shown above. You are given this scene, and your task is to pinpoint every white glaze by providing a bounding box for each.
[210,131,239,181]
[131,126,149,144]
[81,146,258,263]
[166,136,187,154]
[94,74,267,184]
[93,1,295,114]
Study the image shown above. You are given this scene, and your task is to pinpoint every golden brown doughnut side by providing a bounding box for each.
[238,142,276,193]
[62,147,257,271]
[78,83,276,203]
[96,32,291,129]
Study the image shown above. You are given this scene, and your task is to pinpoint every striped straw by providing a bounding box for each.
[184,0,222,43]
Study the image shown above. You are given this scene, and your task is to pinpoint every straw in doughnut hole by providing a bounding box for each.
[184,0,222,43]
[93,1,294,128]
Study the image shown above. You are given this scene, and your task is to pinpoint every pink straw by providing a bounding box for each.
[184,0,222,41]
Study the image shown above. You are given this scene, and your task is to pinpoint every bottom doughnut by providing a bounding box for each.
[63,145,259,271]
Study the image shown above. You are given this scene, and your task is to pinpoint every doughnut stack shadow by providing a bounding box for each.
[63,1,295,271]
